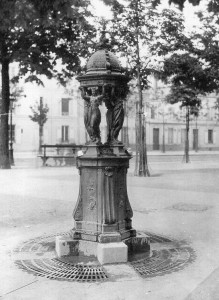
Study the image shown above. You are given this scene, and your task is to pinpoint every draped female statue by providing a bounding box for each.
[80,86,105,144]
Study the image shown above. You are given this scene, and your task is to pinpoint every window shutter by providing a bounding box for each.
[165,128,168,144]
[69,127,75,143]
[213,131,216,144]
[204,131,208,144]
[57,128,61,143]
[69,100,73,116]
[57,101,61,116]
[177,129,181,144]
[173,129,177,144]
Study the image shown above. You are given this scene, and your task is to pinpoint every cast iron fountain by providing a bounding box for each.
[55,37,150,264]
[12,40,196,283]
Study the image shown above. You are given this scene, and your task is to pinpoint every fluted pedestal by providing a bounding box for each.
[55,145,150,264]
[71,145,136,242]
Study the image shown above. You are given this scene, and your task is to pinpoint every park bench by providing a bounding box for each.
[38,144,85,166]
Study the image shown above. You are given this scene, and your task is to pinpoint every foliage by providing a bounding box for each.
[165,85,201,112]
[106,0,161,90]
[29,98,49,127]
[149,3,218,105]
[214,97,219,112]
[0,0,95,85]
[0,0,95,168]
[101,0,202,11]
[194,6,219,95]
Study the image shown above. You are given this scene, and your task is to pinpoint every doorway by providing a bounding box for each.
[193,129,198,150]
[153,128,160,150]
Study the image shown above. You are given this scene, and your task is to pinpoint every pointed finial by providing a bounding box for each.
[96,20,111,50]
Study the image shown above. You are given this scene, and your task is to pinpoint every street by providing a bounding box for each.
[0,154,219,299]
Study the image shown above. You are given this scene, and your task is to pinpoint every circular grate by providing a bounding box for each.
[15,258,108,282]
[143,232,174,244]
[13,231,196,281]
[14,233,108,282]
[130,247,196,278]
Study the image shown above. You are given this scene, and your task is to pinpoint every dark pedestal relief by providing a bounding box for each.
[72,145,136,243]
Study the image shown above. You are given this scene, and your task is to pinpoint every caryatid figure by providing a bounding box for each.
[104,85,125,145]
[80,86,106,144]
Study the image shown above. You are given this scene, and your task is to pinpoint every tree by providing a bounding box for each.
[148,1,219,162]
[166,86,201,162]
[29,97,49,154]
[104,1,197,175]
[0,0,95,168]
[103,0,164,177]
[153,0,201,10]
[101,0,202,11]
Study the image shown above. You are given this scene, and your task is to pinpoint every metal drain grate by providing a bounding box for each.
[143,232,174,243]
[130,247,196,278]
[13,231,196,282]
[14,233,67,253]
[15,258,108,282]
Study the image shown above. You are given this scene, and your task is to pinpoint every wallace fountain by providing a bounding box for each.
[55,38,150,264]
[11,36,196,290]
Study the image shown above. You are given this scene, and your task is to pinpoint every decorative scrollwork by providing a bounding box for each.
[98,147,114,156]
[88,196,96,210]
[104,167,114,177]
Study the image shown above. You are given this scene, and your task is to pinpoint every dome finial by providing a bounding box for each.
[97,21,111,50]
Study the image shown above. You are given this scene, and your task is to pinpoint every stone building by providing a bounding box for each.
[1,70,219,153]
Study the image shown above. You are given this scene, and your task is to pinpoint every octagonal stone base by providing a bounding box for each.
[55,232,150,265]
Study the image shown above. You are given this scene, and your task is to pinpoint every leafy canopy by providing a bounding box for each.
[0,0,95,85]
[105,0,178,90]
[29,98,49,126]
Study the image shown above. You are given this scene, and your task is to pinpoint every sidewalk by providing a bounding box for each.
[1,158,219,299]
[12,149,219,171]
[13,149,219,159]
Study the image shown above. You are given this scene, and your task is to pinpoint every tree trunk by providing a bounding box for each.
[143,113,149,175]
[134,102,139,175]
[134,16,150,177]
[0,59,11,169]
[184,106,190,163]
[39,125,43,154]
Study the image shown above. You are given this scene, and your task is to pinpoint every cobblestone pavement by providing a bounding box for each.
[0,155,219,299]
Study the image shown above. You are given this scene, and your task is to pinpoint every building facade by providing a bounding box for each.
[2,74,219,153]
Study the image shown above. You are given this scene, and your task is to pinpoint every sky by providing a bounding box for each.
[90,0,206,27]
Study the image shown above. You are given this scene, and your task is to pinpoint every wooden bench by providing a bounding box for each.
[38,144,85,166]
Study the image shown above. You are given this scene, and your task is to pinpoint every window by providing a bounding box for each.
[208,129,213,144]
[61,126,69,143]
[168,128,173,144]
[8,125,15,142]
[151,107,155,119]
[181,129,186,144]
[61,98,69,115]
